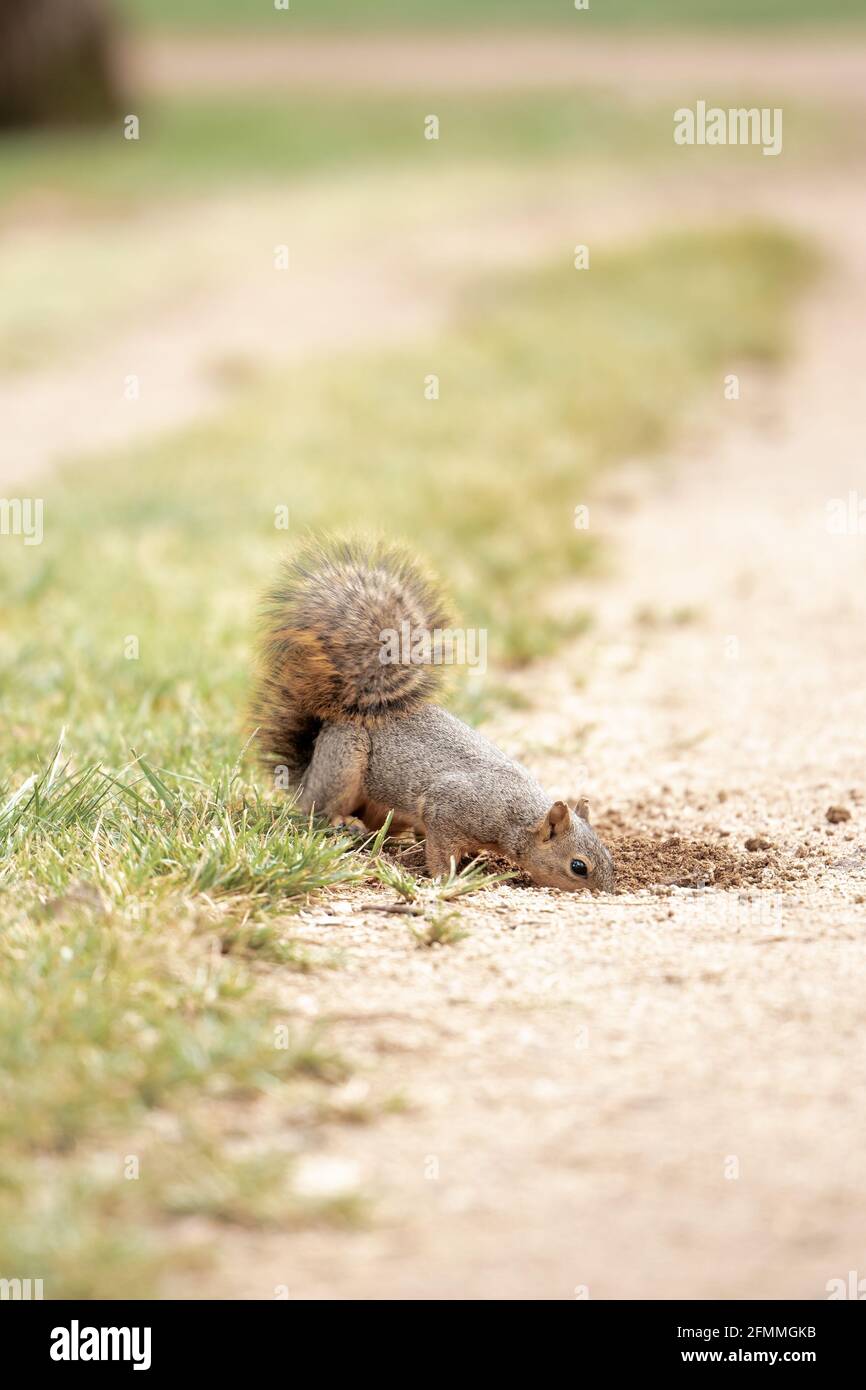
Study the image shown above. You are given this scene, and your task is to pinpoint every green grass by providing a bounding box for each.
[0,740,371,1293]
[120,0,866,31]
[0,222,812,1295]
[0,88,739,209]
[0,744,365,922]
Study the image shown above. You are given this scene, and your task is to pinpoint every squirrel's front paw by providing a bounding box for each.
[330,814,366,831]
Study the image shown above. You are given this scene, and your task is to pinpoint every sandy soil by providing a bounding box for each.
[166,178,866,1300]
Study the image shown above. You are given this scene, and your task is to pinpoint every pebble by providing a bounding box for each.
[294,1156,361,1200]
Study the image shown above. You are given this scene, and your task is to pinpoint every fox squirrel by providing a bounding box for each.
[253,537,615,893]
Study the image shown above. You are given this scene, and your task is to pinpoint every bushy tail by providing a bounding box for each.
[252,535,450,783]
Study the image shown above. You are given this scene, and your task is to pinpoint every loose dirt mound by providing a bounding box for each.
[600,827,780,893]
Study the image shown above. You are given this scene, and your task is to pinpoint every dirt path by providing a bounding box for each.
[168,182,866,1300]
[134,31,866,104]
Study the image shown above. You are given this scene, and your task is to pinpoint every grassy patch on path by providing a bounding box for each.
[121,0,866,32]
[0,89,720,210]
[0,87,850,214]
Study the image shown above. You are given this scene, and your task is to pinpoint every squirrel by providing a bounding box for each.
[253,536,615,894]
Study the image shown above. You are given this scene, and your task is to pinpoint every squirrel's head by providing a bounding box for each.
[520,798,615,894]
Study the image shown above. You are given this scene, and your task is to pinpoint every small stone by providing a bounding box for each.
[294,1156,361,1200]
[826,805,851,824]
[745,836,772,852]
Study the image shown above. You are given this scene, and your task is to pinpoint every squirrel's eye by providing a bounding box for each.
[570,859,588,877]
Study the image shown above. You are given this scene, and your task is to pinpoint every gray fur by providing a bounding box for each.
[300,705,615,894]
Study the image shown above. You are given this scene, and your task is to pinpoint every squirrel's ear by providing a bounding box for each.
[535,800,570,841]
[545,800,570,839]
[575,797,591,824]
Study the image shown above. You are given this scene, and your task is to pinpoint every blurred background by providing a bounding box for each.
[2,0,863,715]
[1,1,865,1299]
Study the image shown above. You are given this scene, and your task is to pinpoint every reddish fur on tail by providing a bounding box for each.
[252,536,450,784]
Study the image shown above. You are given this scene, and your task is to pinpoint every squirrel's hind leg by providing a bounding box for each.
[298,724,369,823]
